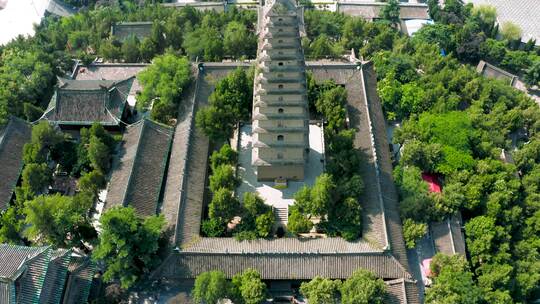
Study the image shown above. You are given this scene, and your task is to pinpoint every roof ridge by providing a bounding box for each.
[121,119,147,206]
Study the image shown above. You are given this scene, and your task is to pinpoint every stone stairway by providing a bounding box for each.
[274,206,288,225]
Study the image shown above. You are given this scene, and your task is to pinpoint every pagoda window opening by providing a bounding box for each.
[278,62,284,66]
[278,84,284,89]
[278,108,284,113]
[277,135,284,141]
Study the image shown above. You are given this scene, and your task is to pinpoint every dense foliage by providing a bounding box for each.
[289,77,364,241]
[360,1,540,301]
[196,67,253,141]
[299,269,386,304]
[0,122,114,247]
[137,53,192,123]
[192,268,267,304]
[93,206,165,289]
[201,144,276,240]
[302,10,399,59]
[0,5,256,126]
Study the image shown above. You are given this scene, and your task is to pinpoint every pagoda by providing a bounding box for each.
[252,0,309,181]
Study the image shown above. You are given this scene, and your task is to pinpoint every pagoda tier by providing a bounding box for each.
[252,0,309,181]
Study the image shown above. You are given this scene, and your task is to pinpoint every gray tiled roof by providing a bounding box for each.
[476,60,517,86]
[0,116,31,211]
[39,249,71,304]
[156,252,412,280]
[106,118,173,217]
[111,22,153,41]
[155,62,418,303]
[62,256,95,304]
[431,214,466,256]
[0,245,51,304]
[72,63,148,101]
[183,237,382,253]
[384,278,421,304]
[337,2,429,20]
[42,77,133,126]
[466,0,540,44]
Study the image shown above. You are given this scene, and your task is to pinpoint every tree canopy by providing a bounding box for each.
[93,207,165,289]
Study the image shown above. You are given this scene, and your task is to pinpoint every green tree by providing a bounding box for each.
[342,18,366,52]
[192,270,231,304]
[121,35,141,63]
[315,86,347,134]
[201,218,226,237]
[300,276,341,304]
[210,144,238,170]
[379,0,401,27]
[0,207,23,244]
[287,206,313,234]
[93,207,165,289]
[426,253,484,304]
[78,169,106,194]
[139,37,157,62]
[402,218,427,249]
[20,163,50,196]
[243,192,268,217]
[196,68,252,141]
[524,60,540,87]
[340,269,386,304]
[100,39,122,61]
[137,53,192,122]
[23,121,63,164]
[472,4,497,26]
[231,268,267,304]
[209,164,238,192]
[196,106,235,142]
[183,26,223,61]
[309,173,336,216]
[255,211,275,238]
[500,21,522,41]
[224,21,255,58]
[208,188,241,225]
[88,136,110,173]
[23,194,92,247]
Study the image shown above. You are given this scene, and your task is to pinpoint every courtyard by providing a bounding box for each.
[236,123,325,214]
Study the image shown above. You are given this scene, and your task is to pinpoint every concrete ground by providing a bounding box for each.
[236,123,325,209]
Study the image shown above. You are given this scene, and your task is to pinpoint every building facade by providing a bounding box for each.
[252,0,309,181]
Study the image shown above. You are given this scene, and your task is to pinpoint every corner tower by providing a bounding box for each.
[252,0,309,181]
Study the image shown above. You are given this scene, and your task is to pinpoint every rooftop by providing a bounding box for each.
[111,21,153,41]
[466,0,540,44]
[0,116,31,211]
[73,63,148,107]
[106,118,174,217]
[0,244,94,304]
[41,77,134,126]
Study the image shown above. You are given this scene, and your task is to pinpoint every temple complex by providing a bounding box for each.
[252,0,309,181]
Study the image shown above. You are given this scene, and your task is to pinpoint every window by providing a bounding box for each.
[278,29,283,32]
[278,62,283,66]
[278,96,284,101]
[278,39,283,43]
[277,73,284,77]
[277,153,283,159]
[278,18,283,21]
[278,108,284,113]
[278,84,283,89]
[277,135,284,141]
